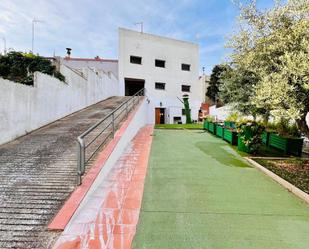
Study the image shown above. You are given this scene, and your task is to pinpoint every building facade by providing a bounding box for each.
[118,28,203,124]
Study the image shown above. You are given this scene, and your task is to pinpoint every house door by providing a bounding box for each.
[155,108,165,124]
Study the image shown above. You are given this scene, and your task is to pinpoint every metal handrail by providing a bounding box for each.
[76,88,145,185]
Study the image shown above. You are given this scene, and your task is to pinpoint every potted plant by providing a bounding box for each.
[224,112,238,129]
[237,121,265,154]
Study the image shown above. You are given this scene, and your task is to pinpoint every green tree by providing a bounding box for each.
[219,66,270,121]
[0,51,65,85]
[206,64,230,103]
[225,0,309,136]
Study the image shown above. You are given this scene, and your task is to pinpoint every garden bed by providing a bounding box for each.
[269,133,303,156]
[223,129,238,145]
[254,158,309,194]
[216,125,224,138]
[208,122,216,134]
[203,120,209,130]
[224,121,236,129]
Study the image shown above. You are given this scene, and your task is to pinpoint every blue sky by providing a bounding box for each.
[0,0,275,74]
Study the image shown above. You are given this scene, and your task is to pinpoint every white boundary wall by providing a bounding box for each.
[209,105,232,121]
[0,65,119,145]
[210,104,309,128]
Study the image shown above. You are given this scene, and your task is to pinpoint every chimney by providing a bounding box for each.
[66,48,72,59]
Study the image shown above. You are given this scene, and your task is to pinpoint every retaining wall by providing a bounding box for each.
[0,65,119,145]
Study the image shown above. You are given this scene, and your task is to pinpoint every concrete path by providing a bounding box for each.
[0,96,129,249]
[133,130,309,249]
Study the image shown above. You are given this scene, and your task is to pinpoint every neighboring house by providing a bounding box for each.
[118,28,203,124]
[61,57,118,78]
[45,56,118,79]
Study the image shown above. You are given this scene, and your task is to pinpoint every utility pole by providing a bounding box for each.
[134,22,143,33]
[2,36,6,55]
[32,18,44,54]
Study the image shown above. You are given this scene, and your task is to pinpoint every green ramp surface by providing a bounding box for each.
[133,130,309,249]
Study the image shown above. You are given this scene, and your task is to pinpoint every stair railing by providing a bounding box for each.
[76,88,145,185]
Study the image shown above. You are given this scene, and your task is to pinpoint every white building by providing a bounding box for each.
[118,28,203,124]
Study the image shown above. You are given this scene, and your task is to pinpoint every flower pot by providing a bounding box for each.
[269,133,303,156]
[262,131,270,145]
[224,121,236,129]
[208,122,216,135]
[203,120,209,130]
[216,125,224,138]
[223,128,238,145]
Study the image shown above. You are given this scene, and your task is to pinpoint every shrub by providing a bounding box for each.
[0,51,65,85]
[226,112,239,122]
[237,121,265,154]
[266,120,301,138]
[204,115,215,122]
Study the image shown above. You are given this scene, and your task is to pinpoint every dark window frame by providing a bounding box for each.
[181,85,191,92]
[130,55,142,65]
[155,82,166,90]
[181,63,191,71]
[155,59,166,68]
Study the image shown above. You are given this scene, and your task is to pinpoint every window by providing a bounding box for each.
[130,56,142,64]
[155,59,165,68]
[155,82,166,90]
[173,116,182,124]
[181,63,191,71]
[182,109,191,116]
[181,85,191,92]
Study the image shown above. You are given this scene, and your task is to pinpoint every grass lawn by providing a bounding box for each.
[155,123,203,129]
[133,130,309,249]
[254,158,309,194]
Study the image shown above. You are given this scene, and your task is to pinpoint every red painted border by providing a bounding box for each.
[48,99,144,230]
[52,125,154,249]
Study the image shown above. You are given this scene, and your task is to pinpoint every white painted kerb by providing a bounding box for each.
[245,157,309,205]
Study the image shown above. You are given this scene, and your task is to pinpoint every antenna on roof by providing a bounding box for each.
[32,18,45,54]
[134,22,143,33]
[2,36,6,55]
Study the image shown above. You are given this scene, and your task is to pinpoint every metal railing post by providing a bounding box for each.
[112,113,115,138]
[77,138,85,186]
[126,101,128,117]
